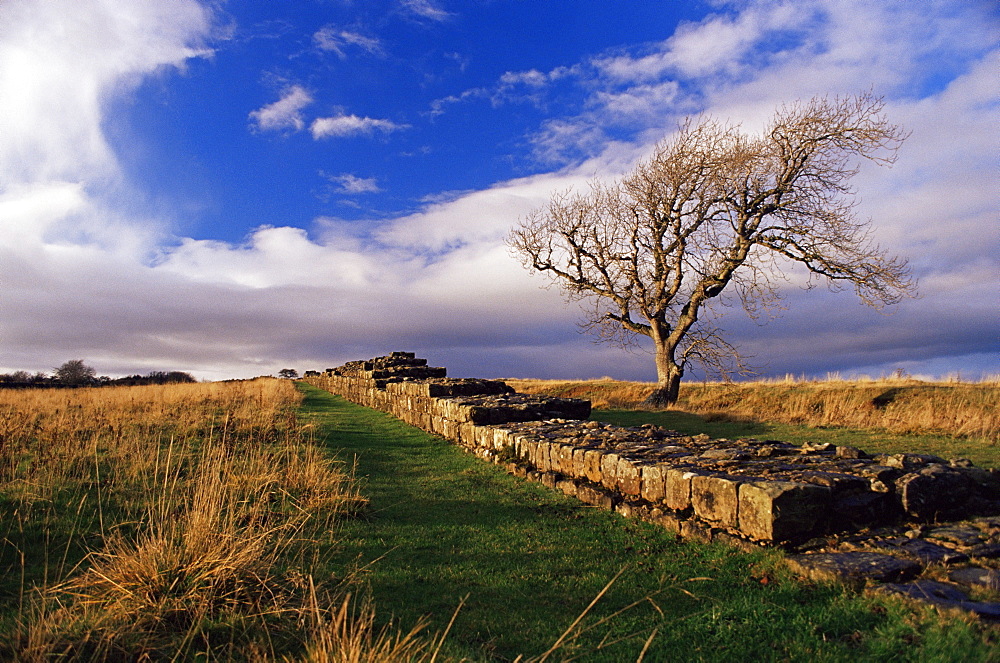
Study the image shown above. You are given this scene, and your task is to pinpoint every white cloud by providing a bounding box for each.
[310,113,408,139]
[314,26,384,58]
[326,173,381,194]
[249,85,313,132]
[401,0,451,22]
[0,0,211,185]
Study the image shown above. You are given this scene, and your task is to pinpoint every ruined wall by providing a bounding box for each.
[306,353,1000,549]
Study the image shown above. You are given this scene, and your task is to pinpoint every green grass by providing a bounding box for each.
[299,384,996,662]
[591,409,999,469]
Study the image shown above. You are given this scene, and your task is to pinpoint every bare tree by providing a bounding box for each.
[509,93,914,405]
[55,359,97,386]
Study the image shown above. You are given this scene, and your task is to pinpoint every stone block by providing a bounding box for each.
[897,465,975,519]
[556,477,578,497]
[518,438,534,463]
[577,484,616,510]
[680,519,715,543]
[641,464,666,504]
[583,449,604,484]
[665,468,694,512]
[491,427,514,450]
[535,441,552,472]
[787,552,921,586]
[557,444,576,476]
[616,501,650,519]
[738,481,831,543]
[460,423,478,446]
[691,474,740,528]
[600,452,621,491]
[571,447,589,478]
[547,443,563,473]
[616,457,642,496]
[649,509,682,534]
[884,453,946,471]
[830,491,900,529]
[799,471,869,496]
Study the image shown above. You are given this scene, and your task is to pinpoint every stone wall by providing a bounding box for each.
[306,353,1000,550]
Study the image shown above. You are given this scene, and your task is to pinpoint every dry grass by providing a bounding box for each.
[0,379,389,661]
[295,591,440,663]
[506,376,1000,441]
[1,380,612,661]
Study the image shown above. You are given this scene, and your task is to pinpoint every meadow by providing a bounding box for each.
[0,380,419,660]
[0,378,996,660]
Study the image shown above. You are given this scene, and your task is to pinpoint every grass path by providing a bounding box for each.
[298,384,994,662]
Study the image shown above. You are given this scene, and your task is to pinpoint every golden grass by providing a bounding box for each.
[1,379,383,661]
[505,376,1000,441]
[295,592,439,663]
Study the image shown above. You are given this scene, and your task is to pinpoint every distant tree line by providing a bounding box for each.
[0,360,196,389]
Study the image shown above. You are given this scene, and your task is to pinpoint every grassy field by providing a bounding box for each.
[1,380,996,660]
[506,378,1000,468]
[0,380,391,661]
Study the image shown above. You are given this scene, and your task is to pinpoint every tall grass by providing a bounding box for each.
[506,377,1000,441]
[1,380,665,661]
[0,379,393,661]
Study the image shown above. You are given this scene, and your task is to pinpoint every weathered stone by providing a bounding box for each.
[872,538,970,565]
[831,491,900,529]
[879,580,968,602]
[801,442,834,453]
[950,567,1000,591]
[571,447,589,478]
[577,484,615,510]
[665,468,694,511]
[857,465,899,493]
[583,449,604,484]
[691,474,740,528]
[955,466,1000,498]
[616,501,648,519]
[556,443,576,474]
[901,539,968,564]
[649,508,683,534]
[968,543,1000,559]
[926,526,986,547]
[641,464,667,504]
[533,441,551,472]
[800,471,869,495]
[600,452,622,491]
[786,552,921,584]
[680,519,715,543]
[897,465,975,519]
[835,445,867,459]
[878,581,1000,621]
[884,453,946,471]
[738,481,830,543]
[700,448,750,461]
[616,457,642,496]
[556,477,578,497]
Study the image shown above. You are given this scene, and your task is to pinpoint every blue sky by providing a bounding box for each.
[1,0,998,382]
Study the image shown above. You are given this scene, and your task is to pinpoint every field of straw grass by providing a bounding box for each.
[0,379,441,661]
[505,376,1000,441]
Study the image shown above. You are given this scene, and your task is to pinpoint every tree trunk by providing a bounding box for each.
[644,343,683,407]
